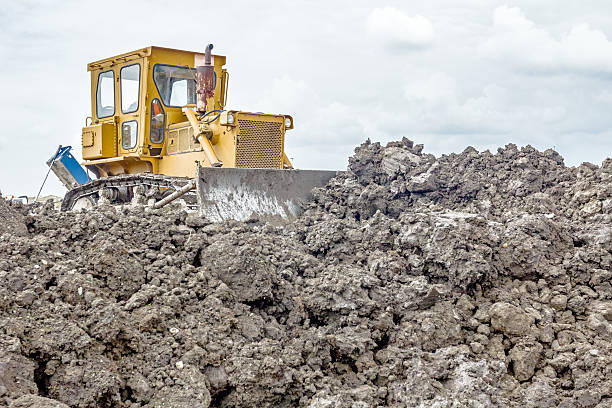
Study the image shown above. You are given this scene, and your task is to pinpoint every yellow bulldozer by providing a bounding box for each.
[50,45,336,221]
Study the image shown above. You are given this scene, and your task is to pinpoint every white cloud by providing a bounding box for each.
[396,69,569,138]
[404,72,457,105]
[253,74,314,113]
[366,7,434,48]
[254,75,368,155]
[481,5,612,74]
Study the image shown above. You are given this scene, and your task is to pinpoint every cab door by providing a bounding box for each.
[117,59,145,156]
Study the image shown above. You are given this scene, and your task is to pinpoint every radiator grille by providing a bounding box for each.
[235,119,283,168]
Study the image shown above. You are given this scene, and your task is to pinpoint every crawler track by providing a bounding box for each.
[61,173,193,211]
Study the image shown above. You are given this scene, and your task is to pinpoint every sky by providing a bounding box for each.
[1,0,611,197]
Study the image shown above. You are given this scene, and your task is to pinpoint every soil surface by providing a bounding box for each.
[0,139,610,407]
[0,197,27,237]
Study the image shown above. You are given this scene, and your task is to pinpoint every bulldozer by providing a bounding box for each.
[51,45,337,221]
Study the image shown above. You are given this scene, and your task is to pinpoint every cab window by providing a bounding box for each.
[96,70,115,118]
[120,64,140,113]
[153,64,196,107]
[150,99,165,144]
[121,120,138,149]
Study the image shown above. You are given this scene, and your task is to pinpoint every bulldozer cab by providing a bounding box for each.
[83,47,228,170]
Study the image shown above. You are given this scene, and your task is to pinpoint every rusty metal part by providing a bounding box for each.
[196,44,215,113]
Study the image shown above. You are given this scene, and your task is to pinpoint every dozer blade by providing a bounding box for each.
[196,167,338,222]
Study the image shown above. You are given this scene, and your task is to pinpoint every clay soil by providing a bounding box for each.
[1,139,611,407]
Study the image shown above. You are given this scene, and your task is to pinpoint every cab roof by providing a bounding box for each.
[87,46,226,71]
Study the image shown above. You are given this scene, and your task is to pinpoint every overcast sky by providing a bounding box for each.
[1,0,611,197]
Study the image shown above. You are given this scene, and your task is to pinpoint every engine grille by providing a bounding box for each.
[235,119,283,168]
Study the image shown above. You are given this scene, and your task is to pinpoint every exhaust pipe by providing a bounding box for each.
[196,44,215,113]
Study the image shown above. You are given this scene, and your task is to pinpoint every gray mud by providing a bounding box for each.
[0,139,611,407]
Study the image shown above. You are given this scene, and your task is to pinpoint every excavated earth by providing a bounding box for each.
[1,139,611,408]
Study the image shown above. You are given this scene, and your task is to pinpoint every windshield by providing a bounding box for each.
[153,64,196,107]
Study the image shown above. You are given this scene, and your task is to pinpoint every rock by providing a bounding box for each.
[204,365,228,392]
[521,379,559,408]
[381,146,422,176]
[548,352,576,372]
[0,353,37,400]
[406,165,438,193]
[148,366,210,408]
[185,214,208,228]
[47,359,122,407]
[124,285,159,310]
[126,372,152,403]
[489,302,534,336]
[550,295,568,311]
[509,342,543,381]
[589,301,612,321]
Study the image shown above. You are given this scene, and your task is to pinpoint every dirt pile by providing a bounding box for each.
[0,197,27,237]
[0,139,610,407]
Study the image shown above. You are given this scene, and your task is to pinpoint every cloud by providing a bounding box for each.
[397,69,569,138]
[404,72,457,105]
[254,75,368,146]
[253,74,313,113]
[366,7,434,48]
[480,5,612,74]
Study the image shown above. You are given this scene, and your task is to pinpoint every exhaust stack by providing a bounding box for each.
[196,44,215,113]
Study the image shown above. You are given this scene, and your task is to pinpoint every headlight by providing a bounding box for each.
[227,113,235,124]
[284,117,292,128]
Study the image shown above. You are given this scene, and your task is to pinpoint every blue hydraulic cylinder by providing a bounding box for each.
[47,145,92,190]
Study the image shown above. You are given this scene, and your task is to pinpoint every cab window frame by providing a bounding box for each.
[96,69,115,119]
[120,63,141,114]
[152,63,197,108]
[121,120,138,150]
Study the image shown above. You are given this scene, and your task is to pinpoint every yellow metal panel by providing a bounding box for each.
[82,123,116,159]
[157,151,206,178]
[83,155,153,177]
[87,47,152,71]
[166,124,202,155]
[207,122,237,167]
[179,128,190,152]
[167,133,178,154]
[82,131,94,147]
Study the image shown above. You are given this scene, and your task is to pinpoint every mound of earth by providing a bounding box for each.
[0,139,610,407]
[0,196,27,237]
